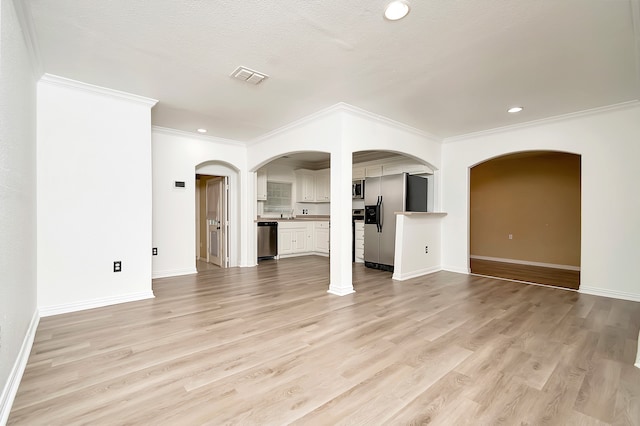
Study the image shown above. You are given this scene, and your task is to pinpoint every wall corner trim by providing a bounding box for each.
[0,310,40,425]
[12,0,44,78]
[579,286,640,303]
[39,74,158,107]
[38,291,155,317]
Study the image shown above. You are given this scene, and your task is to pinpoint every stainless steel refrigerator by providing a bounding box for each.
[364,173,428,271]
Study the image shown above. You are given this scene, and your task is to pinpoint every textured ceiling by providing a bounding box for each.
[25,0,640,141]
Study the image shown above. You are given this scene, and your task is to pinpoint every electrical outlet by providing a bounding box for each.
[152,247,158,256]
[113,261,122,272]
[509,234,513,240]
[425,245,429,253]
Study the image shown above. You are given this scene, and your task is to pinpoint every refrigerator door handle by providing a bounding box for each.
[376,196,383,233]
[379,195,384,232]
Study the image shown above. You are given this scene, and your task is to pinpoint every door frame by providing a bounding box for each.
[201,175,229,268]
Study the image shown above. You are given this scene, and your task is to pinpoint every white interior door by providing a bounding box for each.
[206,177,228,267]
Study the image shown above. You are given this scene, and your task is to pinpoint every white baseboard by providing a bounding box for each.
[39,291,155,317]
[441,265,470,275]
[327,286,355,296]
[392,266,441,281]
[0,310,39,425]
[470,255,580,271]
[579,286,640,303]
[152,268,198,279]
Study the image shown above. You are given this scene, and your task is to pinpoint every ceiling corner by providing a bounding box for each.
[12,0,44,78]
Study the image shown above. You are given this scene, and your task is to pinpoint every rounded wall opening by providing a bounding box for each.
[469,150,581,289]
[195,160,241,269]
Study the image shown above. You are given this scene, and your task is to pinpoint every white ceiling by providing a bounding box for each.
[25,0,640,141]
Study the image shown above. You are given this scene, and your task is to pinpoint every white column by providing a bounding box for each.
[240,170,257,267]
[328,145,355,295]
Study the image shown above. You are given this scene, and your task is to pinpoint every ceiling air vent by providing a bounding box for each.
[230,66,268,85]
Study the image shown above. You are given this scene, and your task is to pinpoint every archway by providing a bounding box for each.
[469,151,581,289]
[196,161,240,268]
[351,150,437,282]
[254,151,332,279]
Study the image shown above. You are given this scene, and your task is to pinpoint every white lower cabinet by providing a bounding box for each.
[354,221,364,263]
[278,222,312,257]
[314,221,330,255]
[278,221,330,257]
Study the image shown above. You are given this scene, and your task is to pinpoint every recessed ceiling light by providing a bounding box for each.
[508,106,524,113]
[384,0,410,21]
[197,128,207,133]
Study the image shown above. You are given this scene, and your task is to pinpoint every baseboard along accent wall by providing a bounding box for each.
[469,255,580,271]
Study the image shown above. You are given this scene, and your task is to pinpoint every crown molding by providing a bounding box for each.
[443,100,640,144]
[247,103,344,146]
[248,102,442,146]
[39,74,158,107]
[12,0,44,79]
[152,126,247,147]
[337,102,442,142]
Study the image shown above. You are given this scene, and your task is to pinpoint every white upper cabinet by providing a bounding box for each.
[295,168,330,202]
[365,165,383,177]
[295,169,316,202]
[382,160,432,176]
[256,169,268,200]
[314,169,330,202]
[352,167,365,179]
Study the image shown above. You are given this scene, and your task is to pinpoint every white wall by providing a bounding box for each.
[247,104,442,295]
[152,128,248,277]
[248,107,346,291]
[37,76,157,315]
[0,0,38,421]
[343,108,443,212]
[393,214,445,281]
[442,104,640,301]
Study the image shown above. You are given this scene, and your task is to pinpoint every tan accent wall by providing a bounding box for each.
[470,151,581,266]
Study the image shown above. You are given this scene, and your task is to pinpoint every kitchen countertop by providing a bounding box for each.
[256,216,330,223]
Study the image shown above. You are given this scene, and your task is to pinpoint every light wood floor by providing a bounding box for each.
[470,258,581,290]
[9,257,640,425]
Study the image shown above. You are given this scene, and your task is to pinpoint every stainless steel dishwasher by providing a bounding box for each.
[257,221,278,260]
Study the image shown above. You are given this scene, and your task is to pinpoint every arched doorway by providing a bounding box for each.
[254,151,331,281]
[196,161,240,270]
[469,151,581,289]
[351,150,436,277]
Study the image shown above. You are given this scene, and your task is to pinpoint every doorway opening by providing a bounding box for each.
[196,174,229,270]
[469,151,581,289]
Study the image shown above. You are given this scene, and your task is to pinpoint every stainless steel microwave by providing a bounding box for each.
[352,180,364,199]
